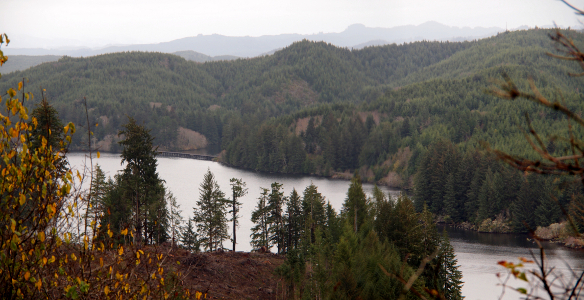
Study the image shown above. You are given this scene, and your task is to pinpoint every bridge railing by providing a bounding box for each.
[157,151,216,161]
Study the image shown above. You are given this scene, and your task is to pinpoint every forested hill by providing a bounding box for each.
[1,29,582,186]
[0,35,478,148]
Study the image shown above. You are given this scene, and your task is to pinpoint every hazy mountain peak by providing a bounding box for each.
[346,24,367,30]
[5,21,505,58]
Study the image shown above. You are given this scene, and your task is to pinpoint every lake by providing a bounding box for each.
[68,152,584,299]
[68,152,401,252]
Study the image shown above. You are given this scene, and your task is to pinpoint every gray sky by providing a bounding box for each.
[2,0,583,48]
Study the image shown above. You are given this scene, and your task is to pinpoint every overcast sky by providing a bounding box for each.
[2,0,583,48]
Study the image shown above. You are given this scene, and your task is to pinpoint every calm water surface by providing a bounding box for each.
[68,153,584,299]
[441,225,584,299]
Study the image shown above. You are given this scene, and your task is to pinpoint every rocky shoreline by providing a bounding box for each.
[444,220,584,249]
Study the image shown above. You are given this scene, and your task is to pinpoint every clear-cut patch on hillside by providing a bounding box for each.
[357,111,383,124]
[175,127,208,150]
[290,115,322,135]
[272,80,318,106]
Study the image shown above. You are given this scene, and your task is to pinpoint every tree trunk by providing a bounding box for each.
[135,190,143,246]
[354,205,358,233]
[233,190,236,252]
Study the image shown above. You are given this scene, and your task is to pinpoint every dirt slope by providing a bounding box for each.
[176,250,285,299]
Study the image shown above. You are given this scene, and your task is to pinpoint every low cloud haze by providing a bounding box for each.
[2,0,582,49]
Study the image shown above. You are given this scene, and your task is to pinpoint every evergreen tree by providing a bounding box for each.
[251,188,270,250]
[324,202,341,244]
[401,117,410,137]
[365,114,376,134]
[535,179,561,227]
[167,191,183,248]
[477,167,498,221]
[384,195,423,264]
[100,175,132,242]
[194,169,228,251]
[414,151,433,212]
[285,188,303,252]
[436,232,464,300]
[304,117,317,154]
[342,173,368,233]
[268,182,286,254]
[117,117,166,245]
[302,183,326,244]
[511,175,540,232]
[88,164,109,226]
[419,205,439,261]
[230,178,248,252]
[331,226,422,300]
[181,217,200,252]
[373,190,394,244]
[569,192,584,233]
[147,192,169,244]
[465,157,487,222]
[443,173,459,222]
[372,185,386,204]
[29,96,64,152]
[428,141,458,215]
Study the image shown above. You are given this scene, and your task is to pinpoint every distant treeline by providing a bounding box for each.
[413,141,584,232]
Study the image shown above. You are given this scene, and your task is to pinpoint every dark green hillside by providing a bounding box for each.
[219,29,584,185]
[0,52,224,149]
[1,29,582,183]
[392,29,582,88]
[0,38,481,150]
[353,40,474,85]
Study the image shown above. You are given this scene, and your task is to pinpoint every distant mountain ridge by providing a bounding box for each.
[171,51,239,62]
[4,21,504,58]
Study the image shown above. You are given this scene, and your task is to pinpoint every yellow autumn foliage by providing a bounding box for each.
[0,36,192,299]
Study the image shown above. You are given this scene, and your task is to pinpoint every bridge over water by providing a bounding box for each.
[157,151,216,161]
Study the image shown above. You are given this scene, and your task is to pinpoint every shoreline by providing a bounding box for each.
[70,150,410,191]
[440,221,584,250]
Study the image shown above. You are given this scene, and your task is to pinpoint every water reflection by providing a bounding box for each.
[440,225,584,299]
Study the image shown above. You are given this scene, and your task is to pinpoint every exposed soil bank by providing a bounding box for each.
[176,249,285,299]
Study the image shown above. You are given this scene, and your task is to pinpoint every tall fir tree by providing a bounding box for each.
[194,169,228,251]
[511,175,540,232]
[414,150,433,212]
[268,182,286,254]
[436,232,464,300]
[342,173,368,233]
[302,183,326,244]
[181,217,200,252]
[324,202,341,244]
[285,188,303,252]
[88,164,109,226]
[29,96,64,152]
[251,188,270,250]
[167,191,183,248]
[385,195,423,264]
[116,117,166,245]
[534,179,561,227]
[373,189,394,244]
[443,173,459,222]
[465,156,488,222]
[229,178,248,252]
[477,167,502,221]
